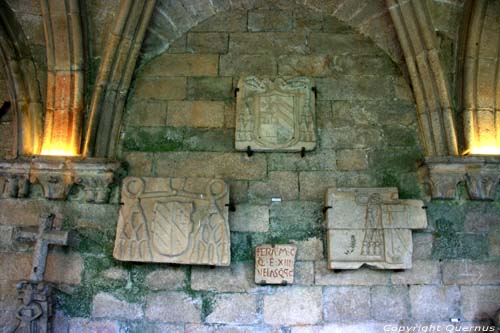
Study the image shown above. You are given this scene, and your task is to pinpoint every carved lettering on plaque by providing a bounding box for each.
[325,188,427,270]
[255,244,297,284]
[235,76,316,151]
[113,177,230,266]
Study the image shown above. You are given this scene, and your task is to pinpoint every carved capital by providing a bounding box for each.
[30,158,74,200]
[0,157,121,202]
[419,156,500,200]
[0,160,31,198]
[71,159,121,203]
[29,157,121,202]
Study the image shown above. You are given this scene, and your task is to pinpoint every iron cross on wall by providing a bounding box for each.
[12,213,70,333]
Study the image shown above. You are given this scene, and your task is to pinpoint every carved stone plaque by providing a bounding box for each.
[255,244,297,284]
[113,177,230,266]
[325,188,427,270]
[235,76,316,152]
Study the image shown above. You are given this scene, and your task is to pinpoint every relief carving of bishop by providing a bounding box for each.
[113,177,230,266]
[235,76,316,151]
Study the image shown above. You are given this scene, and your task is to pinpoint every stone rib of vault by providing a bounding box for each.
[113,176,230,266]
[325,187,427,270]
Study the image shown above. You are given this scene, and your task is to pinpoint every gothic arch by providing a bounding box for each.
[86,0,404,158]
[387,0,459,157]
[459,0,500,155]
[0,0,43,156]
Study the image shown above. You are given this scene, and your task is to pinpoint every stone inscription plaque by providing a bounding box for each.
[255,244,297,284]
[325,188,427,270]
[235,76,316,152]
[113,177,230,266]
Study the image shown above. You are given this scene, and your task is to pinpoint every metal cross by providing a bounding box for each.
[16,213,70,282]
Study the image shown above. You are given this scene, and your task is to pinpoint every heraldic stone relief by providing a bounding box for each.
[235,76,316,152]
[325,188,427,270]
[113,177,230,266]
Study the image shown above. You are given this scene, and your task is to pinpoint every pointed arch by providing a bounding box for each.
[0,0,43,156]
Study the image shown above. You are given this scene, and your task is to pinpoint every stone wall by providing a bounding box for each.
[0,74,14,159]
[0,2,499,333]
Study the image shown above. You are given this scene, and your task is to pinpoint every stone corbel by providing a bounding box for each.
[29,157,121,202]
[0,157,121,202]
[0,160,31,198]
[70,159,121,203]
[30,158,75,200]
[418,156,500,200]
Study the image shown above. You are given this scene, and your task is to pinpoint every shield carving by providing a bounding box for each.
[255,91,297,147]
[152,201,193,257]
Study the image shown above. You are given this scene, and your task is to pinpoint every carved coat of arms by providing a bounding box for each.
[113,177,230,266]
[235,76,316,151]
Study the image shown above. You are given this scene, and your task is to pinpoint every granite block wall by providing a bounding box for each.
[0,1,498,333]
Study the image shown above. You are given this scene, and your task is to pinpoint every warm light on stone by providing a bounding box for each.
[40,146,78,157]
[469,144,500,156]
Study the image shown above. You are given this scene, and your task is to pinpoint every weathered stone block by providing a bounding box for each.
[294,9,323,31]
[412,232,434,260]
[291,237,324,261]
[316,77,392,101]
[336,149,368,171]
[268,150,336,172]
[206,294,258,324]
[220,54,277,76]
[145,292,202,323]
[127,101,167,127]
[299,171,337,200]
[101,268,127,281]
[167,101,225,128]
[229,33,307,54]
[191,262,255,292]
[320,127,383,149]
[323,286,371,321]
[490,232,500,257]
[249,171,299,202]
[124,152,153,175]
[144,267,187,290]
[314,261,390,286]
[69,319,119,333]
[187,77,233,100]
[113,177,230,266]
[92,293,143,320]
[278,55,330,77]
[248,10,292,31]
[155,152,267,180]
[409,285,460,321]
[325,187,427,270]
[187,32,228,53]
[371,286,410,320]
[464,209,500,233]
[229,204,269,232]
[263,287,322,325]
[134,77,186,100]
[461,286,500,321]
[141,54,219,77]
[269,201,323,240]
[191,10,247,32]
[309,33,383,55]
[295,261,314,285]
[442,261,500,285]
[390,260,440,285]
